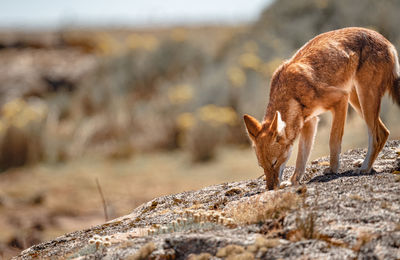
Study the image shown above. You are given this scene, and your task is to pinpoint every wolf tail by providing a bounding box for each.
[389,45,400,106]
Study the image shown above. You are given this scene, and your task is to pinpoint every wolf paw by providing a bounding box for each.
[279,180,292,189]
[323,167,337,175]
[354,167,372,174]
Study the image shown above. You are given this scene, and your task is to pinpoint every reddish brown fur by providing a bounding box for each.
[244,27,400,190]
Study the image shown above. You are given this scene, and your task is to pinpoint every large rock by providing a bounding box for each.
[16,140,400,259]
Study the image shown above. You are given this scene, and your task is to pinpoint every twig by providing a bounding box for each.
[96,178,109,222]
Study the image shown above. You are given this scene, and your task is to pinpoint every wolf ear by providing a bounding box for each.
[243,114,261,140]
[269,111,286,135]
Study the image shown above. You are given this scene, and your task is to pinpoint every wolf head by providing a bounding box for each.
[244,111,292,190]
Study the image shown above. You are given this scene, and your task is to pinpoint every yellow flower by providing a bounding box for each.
[13,116,28,128]
[126,34,159,52]
[217,107,238,126]
[2,99,26,120]
[259,58,283,77]
[243,41,259,53]
[171,28,187,42]
[227,67,246,88]
[1,98,48,129]
[315,0,328,9]
[168,84,194,105]
[0,119,6,134]
[126,34,142,50]
[142,35,159,52]
[95,32,121,55]
[239,53,262,70]
[197,105,238,126]
[176,113,195,130]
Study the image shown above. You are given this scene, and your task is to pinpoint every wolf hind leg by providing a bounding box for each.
[354,77,390,173]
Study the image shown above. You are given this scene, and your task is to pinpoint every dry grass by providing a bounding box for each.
[188,253,213,260]
[226,191,301,225]
[214,236,281,259]
[288,211,318,241]
[349,194,363,201]
[0,147,261,258]
[352,232,374,258]
[0,99,47,170]
[216,244,246,258]
[125,242,156,260]
[185,121,222,162]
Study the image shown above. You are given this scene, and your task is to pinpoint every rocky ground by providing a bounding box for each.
[16,140,400,259]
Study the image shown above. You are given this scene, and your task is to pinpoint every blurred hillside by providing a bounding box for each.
[0,26,244,168]
[1,0,400,170]
[1,0,400,258]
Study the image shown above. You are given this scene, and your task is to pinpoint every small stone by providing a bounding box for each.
[186,210,194,216]
[353,159,363,167]
[172,220,178,229]
[259,247,268,254]
[255,236,281,248]
[148,228,155,235]
[216,248,227,258]
[188,253,212,260]
[161,226,168,234]
[246,245,258,253]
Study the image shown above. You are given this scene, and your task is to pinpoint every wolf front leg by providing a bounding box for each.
[354,77,390,173]
[290,116,319,185]
[327,96,349,174]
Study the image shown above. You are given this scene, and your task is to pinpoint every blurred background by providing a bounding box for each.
[1,0,400,258]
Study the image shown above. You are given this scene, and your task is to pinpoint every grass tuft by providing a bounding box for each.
[226,191,300,225]
[125,242,156,260]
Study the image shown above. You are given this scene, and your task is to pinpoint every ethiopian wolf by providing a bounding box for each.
[244,27,400,190]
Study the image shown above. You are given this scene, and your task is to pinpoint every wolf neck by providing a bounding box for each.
[264,99,304,144]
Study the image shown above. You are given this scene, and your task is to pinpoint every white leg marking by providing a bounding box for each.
[279,147,292,188]
[390,45,400,77]
[360,129,373,171]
